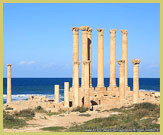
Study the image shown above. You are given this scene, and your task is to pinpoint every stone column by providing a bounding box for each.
[64,82,69,108]
[72,27,79,88]
[120,30,128,88]
[83,60,91,108]
[7,64,12,103]
[54,85,59,103]
[117,60,125,105]
[132,59,141,104]
[80,26,89,88]
[88,28,92,87]
[73,61,80,107]
[109,29,117,90]
[96,28,105,90]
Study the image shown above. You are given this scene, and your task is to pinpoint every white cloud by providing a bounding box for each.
[19,61,35,65]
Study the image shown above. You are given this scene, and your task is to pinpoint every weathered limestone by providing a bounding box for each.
[132,59,141,104]
[7,64,12,103]
[54,85,59,103]
[80,26,89,88]
[88,28,92,87]
[64,82,69,108]
[120,30,128,88]
[73,61,80,107]
[117,60,125,105]
[109,29,117,90]
[96,28,105,90]
[72,27,79,88]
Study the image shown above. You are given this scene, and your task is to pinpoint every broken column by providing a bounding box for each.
[117,60,125,105]
[72,27,79,88]
[80,26,89,88]
[120,30,129,89]
[54,85,59,103]
[132,59,141,104]
[88,27,92,87]
[109,29,117,90]
[64,82,69,108]
[96,28,105,91]
[7,64,12,103]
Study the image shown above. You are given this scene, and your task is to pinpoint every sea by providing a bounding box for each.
[3,78,160,104]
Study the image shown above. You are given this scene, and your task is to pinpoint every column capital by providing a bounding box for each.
[97,28,104,33]
[120,30,128,35]
[80,26,89,31]
[109,29,116,33]
[132,59,141,65]
[7,64,12,67]
[74,61,80,65]
[117,60,125,65]
[72,27,79,32]
[88,28,92,34]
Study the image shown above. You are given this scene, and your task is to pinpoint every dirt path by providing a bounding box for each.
[4,111,119,132]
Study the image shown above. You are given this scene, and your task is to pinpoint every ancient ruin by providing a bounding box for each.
[4,26,160,112]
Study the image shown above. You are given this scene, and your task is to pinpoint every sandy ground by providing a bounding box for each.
[4,111,119,132]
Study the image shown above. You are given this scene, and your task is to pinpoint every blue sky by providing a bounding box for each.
[3,3,160,78]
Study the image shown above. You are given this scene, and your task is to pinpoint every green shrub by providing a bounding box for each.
[35,106,47,113]
[14,109,35,119]
[72,106,88,113]
[78,113,91,117]
[3,111,26,129]
[41,126,66,131]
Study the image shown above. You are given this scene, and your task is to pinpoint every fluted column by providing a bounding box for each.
[88,28,92,87]
[109,29,117,89]
[80,26,89,88]
[132,59,141,104]
[72,27,79,88]
[73,61,80,107]
[117,60,125,104]
[54,85,59,103]
[120,30,128,88]
[7,64,12,103]
[64,82,69,108]
[97,28,104,89]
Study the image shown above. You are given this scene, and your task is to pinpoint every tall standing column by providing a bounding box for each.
[73,61,80,107]
[80,26,89,88]
[120,30,128,88]
[109,29,117,90]
[96,28,105,90]
[7,64,12,103]
[88,28,92,87]
[132,59,141,104]
[72,27,79,88]
[54,85,59,103]
[64,82,69,108]
[117,60,125,105]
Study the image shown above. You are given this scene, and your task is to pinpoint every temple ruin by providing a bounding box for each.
[5,26,160,112]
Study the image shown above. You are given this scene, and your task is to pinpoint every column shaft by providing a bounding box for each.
[80,26,89,88]
[72,27,79,87]
[73,61,80,107]
[88,28,92,87]
[132,59,141,104]
[121,30,128,87]
[54,85,59,103]
[109,29,117,88]
[7,64,12,103]
[97,29,104,87]
[64,82,69,108]
[118,60,125,104]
